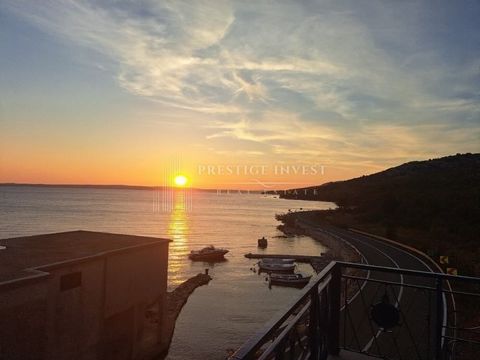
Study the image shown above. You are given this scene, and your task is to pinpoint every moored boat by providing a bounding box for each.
[189,246,229,261]
[261,258,294,263]
[258,260,295,272]
[269,273,312,288]
[257,236,268,248]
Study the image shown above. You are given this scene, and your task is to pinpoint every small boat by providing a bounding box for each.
[189,246,229,261]
[269,273,312,288]
[258,260,295,272]
[257,237,268,248]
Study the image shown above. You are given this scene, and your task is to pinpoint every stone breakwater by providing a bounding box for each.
[276,211,361,265]
[163,273,212,355]
[144,273,212,359]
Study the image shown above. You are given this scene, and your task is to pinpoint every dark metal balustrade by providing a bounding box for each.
[231,261,480,360]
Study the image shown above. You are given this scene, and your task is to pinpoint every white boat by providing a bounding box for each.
[269,273,312,287]
[261,258,295,263]
[258,260,295,272]
[189,246,229,261]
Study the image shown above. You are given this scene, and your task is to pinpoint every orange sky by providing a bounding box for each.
[1,2,479,189]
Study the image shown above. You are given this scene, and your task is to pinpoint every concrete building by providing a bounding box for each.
[0,230,170,360]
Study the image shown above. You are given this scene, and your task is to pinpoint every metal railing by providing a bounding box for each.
[231,261,480,360]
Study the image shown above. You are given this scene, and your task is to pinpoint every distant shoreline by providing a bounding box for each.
[0,183,266,194]
[0,183,155,190]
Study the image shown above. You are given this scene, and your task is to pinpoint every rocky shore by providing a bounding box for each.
[276,211,361,267]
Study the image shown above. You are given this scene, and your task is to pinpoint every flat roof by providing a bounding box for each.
[0,230,170,284]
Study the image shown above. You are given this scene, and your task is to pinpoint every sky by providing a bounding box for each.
[0,0,479,189]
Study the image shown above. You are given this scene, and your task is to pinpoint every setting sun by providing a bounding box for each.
[174,175,188,187]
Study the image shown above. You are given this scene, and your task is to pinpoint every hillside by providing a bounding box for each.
[281,153,480,275]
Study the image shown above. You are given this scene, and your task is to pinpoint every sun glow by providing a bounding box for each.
[174,175,188,187]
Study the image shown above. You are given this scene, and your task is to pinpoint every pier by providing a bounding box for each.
[245,253,334,273]
[244,253,324,262]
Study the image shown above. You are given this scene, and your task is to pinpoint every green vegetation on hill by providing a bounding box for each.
[281,153,480,276]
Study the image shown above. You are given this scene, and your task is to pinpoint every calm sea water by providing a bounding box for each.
[0,186,334,359]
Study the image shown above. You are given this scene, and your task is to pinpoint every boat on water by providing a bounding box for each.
[189,246,229,261]
[269,273,312,288]
[261,258,294,263]
[258,260,295,272]
[257,236,268,248]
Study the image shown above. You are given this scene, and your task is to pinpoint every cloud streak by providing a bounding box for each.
[2,0,479,172]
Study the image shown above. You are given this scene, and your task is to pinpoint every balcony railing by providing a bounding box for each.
[231,261,480,360]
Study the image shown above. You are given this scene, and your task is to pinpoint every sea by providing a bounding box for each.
[0,186,334,359]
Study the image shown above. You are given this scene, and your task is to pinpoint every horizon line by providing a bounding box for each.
[0,182,282,193]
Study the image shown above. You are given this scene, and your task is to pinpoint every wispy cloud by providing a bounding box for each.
[2,0,479,172]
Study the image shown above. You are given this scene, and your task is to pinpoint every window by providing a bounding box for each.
[60,272,82,291]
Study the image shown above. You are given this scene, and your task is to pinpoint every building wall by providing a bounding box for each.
[0,280,49,359]
[103,243,169,358]
[104,244,167,318]
[0,241,169,360]
[45,259,105,360]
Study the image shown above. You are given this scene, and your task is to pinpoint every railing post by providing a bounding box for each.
[434,277,444,360]
[309,283,319,360]
[328,263,341,356]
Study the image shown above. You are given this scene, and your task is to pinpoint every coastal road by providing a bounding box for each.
[297,218,445,360]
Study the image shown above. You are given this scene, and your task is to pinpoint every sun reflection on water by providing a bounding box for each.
[167,190,191,287]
